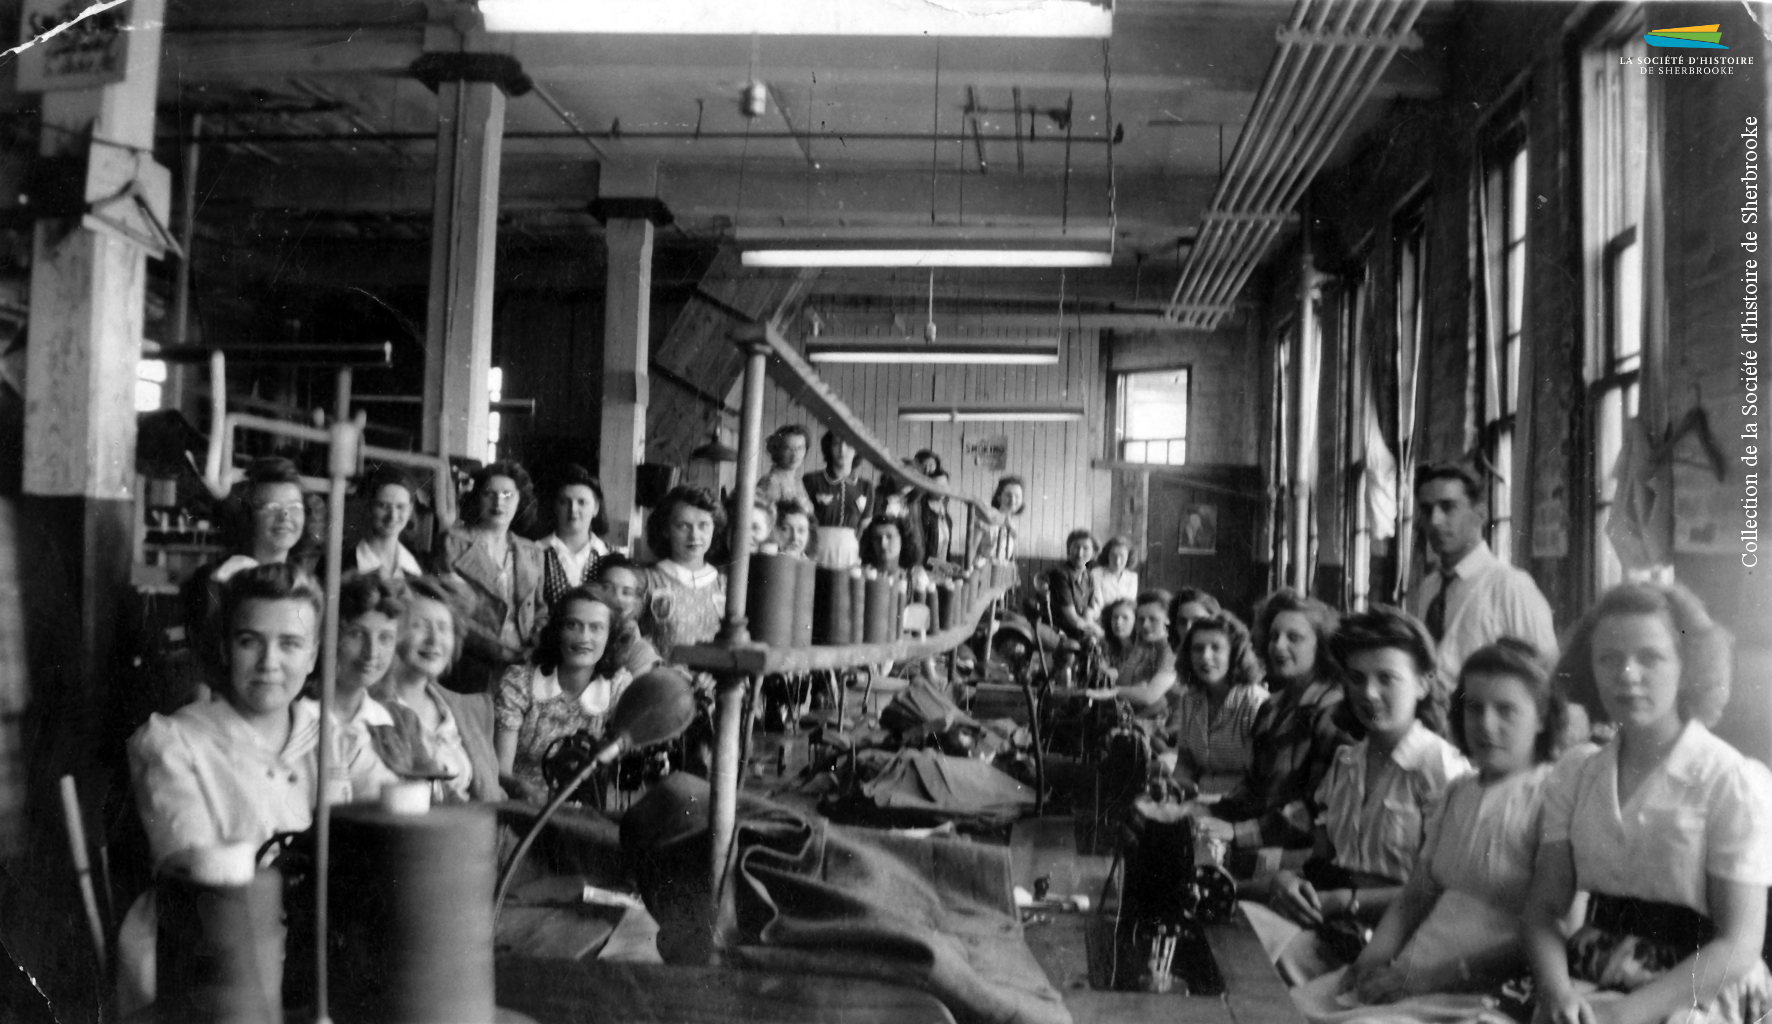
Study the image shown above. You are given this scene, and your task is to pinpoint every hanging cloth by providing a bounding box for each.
[1605,417,1670,570]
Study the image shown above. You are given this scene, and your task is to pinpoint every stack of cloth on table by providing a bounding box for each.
[623,774,1071,1024]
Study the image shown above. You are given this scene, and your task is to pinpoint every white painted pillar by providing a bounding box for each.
[595,163,669,550]
[24,0,166,498]
[423,75,506,460]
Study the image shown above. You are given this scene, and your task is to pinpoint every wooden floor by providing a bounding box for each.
[1009,816,1302,1024]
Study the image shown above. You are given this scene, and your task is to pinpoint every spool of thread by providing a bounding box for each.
[813,566,851,645]
[938,582,957,630]
[891,577,907,640]
[330,805,497,1024]
[156,871,286,1024]
[863,571,894,643]
[746,552,800,647]
[380,780,431,815]
[791,555,816,647]
[848,569,867,645]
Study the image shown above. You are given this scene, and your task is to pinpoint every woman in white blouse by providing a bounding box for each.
[1522,583,1772,1024]
[1290,639,1569,1021]
[1255,607,1468,984]
[1090,535,1139,609]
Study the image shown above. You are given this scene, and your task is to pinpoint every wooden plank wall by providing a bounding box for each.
[751,325,1111,560]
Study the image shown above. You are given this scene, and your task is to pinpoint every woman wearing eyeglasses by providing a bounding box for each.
[431,461,547,694]
[180,457,319,703]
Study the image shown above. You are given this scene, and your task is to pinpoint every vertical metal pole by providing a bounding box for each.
[167,113,201,412]
[711,331,770,934]
[1290,203,1319,596]
[312,370,355,1024]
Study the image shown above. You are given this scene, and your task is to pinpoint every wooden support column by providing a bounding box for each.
[594,163,671,550]
[1289,220,1322,597]
[423,67,507,460]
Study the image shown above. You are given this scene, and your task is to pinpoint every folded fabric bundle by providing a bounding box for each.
[722,794,1071,1024]
[857,749,1036,828]
[622,774,1070,1024]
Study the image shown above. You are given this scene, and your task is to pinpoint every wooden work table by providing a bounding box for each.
[1010,816,1304,1024]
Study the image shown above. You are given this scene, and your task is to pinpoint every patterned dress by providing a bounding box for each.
[636,562,727,661]
[495,663,633,797]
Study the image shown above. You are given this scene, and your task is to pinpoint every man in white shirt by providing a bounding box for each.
[1409,463,1558,707]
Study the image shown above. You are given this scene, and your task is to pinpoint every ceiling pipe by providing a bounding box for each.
[1165,0,1425,329]
[154,128,1121,147]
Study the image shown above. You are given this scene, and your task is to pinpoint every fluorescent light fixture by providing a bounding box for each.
[481,0,1113,37]
[736,224,1114,268]
[743,249,1112,268]
[899,403,1086,422]
[806,339,1060,365]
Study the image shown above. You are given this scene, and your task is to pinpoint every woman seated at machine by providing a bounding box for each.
[371,576,504,803]
[1250,607,1468,984]
[636,486,728,660]
[1098,598,1138,678]
[348,465,425,582]
[431,461,547,694]
[540,465,613,609]
[1164,610,1268,798]
[121,564,372,1012]
[330,574,454,800]
[494,584,636,804]
[1084,589,1178,718]
[1521,583,1772,1024]
[1289,638,1567,1021]
[588,554,662,677]
[859,514,923,576]
[772,500,817,560]
[1206,590,1360,888]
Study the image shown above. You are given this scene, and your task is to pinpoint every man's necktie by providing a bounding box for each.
[1425,571,1456,641]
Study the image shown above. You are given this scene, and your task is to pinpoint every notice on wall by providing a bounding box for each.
[964,433,1008,472]
[15,0,132,93]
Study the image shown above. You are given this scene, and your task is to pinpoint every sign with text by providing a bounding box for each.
[16,0,131,93]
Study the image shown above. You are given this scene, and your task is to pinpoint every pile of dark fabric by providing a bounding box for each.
[815,678,1036,830]
[622,774,1072,1024]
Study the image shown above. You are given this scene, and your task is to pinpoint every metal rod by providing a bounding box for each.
[168,112,201,412]
[153,343,393,367]
[709,333,771,922]
[156,127,1119,147]
[312,372,356,1024]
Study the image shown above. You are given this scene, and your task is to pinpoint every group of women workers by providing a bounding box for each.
[1086,558,1771,1024]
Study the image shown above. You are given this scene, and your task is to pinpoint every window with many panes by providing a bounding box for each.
[1582,34,1647,590]
[1478,126,1528,563]
[1114,368,1190,465]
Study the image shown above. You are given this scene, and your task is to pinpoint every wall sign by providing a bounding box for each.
[964,433,1008,472]
[16,0,131,93]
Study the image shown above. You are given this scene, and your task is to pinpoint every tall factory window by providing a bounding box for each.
[1477,127,1529,562]
[1114,368,1190,466]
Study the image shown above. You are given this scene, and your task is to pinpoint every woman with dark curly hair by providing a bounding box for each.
[1255,607,1467,983]
[1208,590,1360,883]
[1522,583,1771,1024]
[541,464,612,609]
[494,583,636,803]
[1169,587,1223,649]
[431,460,547,693]
[968,474,1025,564]
[636,485,728,659]
[1292,639,1568,1019]
[1165,610,1269,797]
[1098,597,1139,675]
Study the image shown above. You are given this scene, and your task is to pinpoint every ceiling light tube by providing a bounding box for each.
[742,249,1113,268]
[806,340,1060,365]
[480,0,1113,37]
[898,404,1086,423]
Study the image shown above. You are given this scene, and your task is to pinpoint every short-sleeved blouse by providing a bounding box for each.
[637,562,727,660]
[1090,567,1139,609]
[1167,682,1269,795]
[1415,763,1554,912]
[128,698,353,869]
[1314,723,1470,884]
[1542,720,1772,914]
[495,663,634,796]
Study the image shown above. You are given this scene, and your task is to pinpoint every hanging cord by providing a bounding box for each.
[930,40,942,225]
[1061,93,1074,231]
[734,35,760,227]
[1102,39,1117,249]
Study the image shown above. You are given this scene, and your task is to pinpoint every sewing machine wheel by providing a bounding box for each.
[1191,864,1237,922]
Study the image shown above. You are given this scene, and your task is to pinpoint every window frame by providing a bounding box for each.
[1111,366,1192,466]
[1476,117,1529,563]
